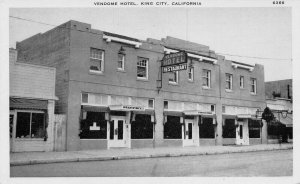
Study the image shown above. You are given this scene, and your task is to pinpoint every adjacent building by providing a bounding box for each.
[9,48,57,152]
[15,20,267,151]
[265,79,293,143]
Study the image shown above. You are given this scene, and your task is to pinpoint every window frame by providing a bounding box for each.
[15,110,46,139]
[137,57,149,80]
[89,48,105,73]
[225,73,233,91]
[250,78,257,94]
[131,114,154,139]
[188,67,194,82]
[240,76,244,89]
[169,71,179,85]
[79,111,107,139]
[148,99,155,109]
[117,53,125,71]
[202,69,211,88]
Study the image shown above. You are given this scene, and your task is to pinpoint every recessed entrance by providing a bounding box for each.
[236,119,249,145]
[183,119,195,147]
[108,116,129,148]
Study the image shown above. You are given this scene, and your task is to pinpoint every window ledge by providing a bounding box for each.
[168,82,179,86]
[116,69,126,73]
[89,70,104,76]
[14,138,44,141]
[202,86,211,90]
[225,89,233,93]
[250,92,257,96]
[188,80,194,83]
[137,77,149,82]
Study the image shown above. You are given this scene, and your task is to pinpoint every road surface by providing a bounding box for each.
[11,150,292,177]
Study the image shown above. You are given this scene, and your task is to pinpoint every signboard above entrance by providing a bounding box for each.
[162,51,187,67]
[109,105,145,111]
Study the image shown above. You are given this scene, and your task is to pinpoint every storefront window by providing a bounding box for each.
[164,116,182,139]
[131,114,153,139]
[16,111,45,139]
[199,118,215,138]
[222,119,236,138]
[80,111,107,139]
[248,119,261,138]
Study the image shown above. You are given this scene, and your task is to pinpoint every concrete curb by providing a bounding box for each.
[10,146,292,166]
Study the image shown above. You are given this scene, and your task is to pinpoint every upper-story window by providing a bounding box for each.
[188,67,194,82]
[118,54,125,71]
[90,48,104,73]
[202,69,211,88]
[240,76,244,89]
[169,71,179,84]
[225,73,233,91]
[148,99,154,109]
[164,101,168,109]
[250,78,257,94]
[137,57,148,79]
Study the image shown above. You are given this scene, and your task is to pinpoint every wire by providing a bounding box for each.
[10,15,293,62]
[216,52,292,61]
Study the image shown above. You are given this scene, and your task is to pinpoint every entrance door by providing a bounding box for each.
[108,116,128,148]
[183,119,194,147]
[236,120,249,145]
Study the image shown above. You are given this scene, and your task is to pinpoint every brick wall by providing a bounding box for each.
[16,22,71,114]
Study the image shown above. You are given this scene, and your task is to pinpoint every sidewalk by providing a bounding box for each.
[10,143,293,166]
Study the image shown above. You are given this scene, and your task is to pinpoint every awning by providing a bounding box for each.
[81,105,109,112]
[163,111,184,117]
[184,110,215,117]
[274,113,293,127]
[10,98,48,110]
[133,109,155,115]
[109,104,145,111]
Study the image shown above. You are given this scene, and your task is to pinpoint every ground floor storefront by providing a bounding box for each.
[63,92,268,151]
[9,97,55,152]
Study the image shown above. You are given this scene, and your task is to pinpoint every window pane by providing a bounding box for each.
[82,93,88,103]
[137,58,148,78]
[164,116,182,139]
[199,118,215,138]
[10,114,14,138]
[118,120,123,140]
[131,115,153,139]
[137,66,146,77]
[79,111,107,139]
[118,54,124,69]
[222,119,236,138]
[31,113,45,138]
[90,58,101,71]
[16,112,30,138]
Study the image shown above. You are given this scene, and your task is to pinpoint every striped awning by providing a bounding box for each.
[10,98,48,110]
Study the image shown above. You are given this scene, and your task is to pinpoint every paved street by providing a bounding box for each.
[11,150,292,177]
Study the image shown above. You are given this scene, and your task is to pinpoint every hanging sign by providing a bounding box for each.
[162,64,187,73]
[161,51,187,72]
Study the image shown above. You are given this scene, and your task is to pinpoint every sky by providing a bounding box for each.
[9,7,292,81]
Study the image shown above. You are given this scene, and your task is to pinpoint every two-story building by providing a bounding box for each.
[9,48,57,152]
[15,20,267,151]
